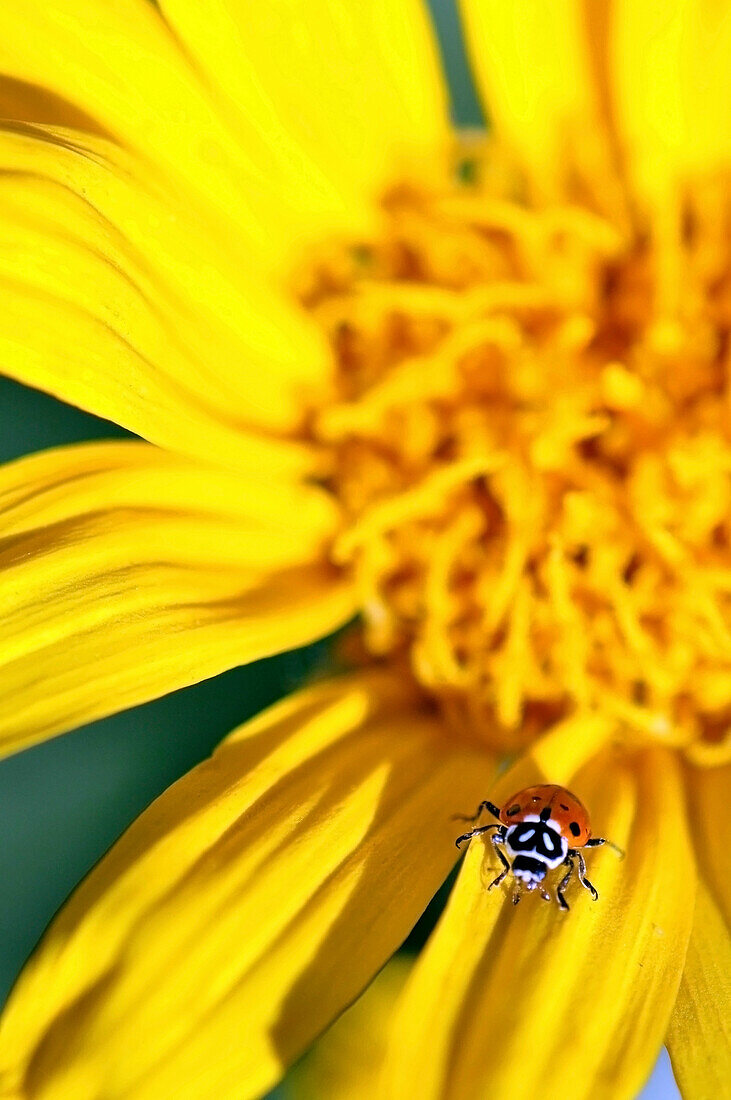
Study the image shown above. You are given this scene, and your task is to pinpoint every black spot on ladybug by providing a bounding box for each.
[560,803,569,811]
[539,807,551,822]
[507,804,521,816]
[570,821,581,837]
[532,795,540,802]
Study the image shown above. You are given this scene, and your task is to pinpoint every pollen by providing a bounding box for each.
[301,150,731,759]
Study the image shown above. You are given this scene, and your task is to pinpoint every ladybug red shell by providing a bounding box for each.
[455,784,622,910]
[499,784,592,847]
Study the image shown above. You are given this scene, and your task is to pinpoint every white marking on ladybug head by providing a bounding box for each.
[510,854,549,883]
[505,817,568,869]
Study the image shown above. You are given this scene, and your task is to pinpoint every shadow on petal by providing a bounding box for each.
[0,671,493,1100]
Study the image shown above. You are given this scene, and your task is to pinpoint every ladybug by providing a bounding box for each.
[455,784,623,910]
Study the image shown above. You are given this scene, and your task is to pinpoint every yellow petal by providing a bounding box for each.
[458,0,604,196]
[668,764,731,1096]
[0,673,492,1100]
[667,880,731,1100]
[528,709,615,784]
[0,1,313,271]
[288,956,413,1100]
[381,746,695,1100]
[0,1,449,276]
[0,441,352,755]
[156,0,450,211]
[0,124,333,454]
[611,0,731,201]
[684,763,731,924]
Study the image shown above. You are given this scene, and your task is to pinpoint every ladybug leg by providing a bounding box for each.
[576,850,599,901]
[585,836,625,858]
[487,832,511,891]
[453,800,501,823]
[556,856,575,911]
[455,822,502,849]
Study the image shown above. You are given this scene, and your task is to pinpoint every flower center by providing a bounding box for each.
[300,151,730,759]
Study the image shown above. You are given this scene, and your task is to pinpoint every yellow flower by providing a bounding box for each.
[0,2,728,1098]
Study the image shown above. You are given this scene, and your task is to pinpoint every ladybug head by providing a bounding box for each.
[511,855,547,883]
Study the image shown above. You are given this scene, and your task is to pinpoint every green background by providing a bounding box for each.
[0,3,678,1096]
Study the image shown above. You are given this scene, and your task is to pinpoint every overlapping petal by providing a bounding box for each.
[611,0,731,201]
[0,672,492,1100]
[0,1,450,278]
[666,763,731,1095]
[667,881,731,1100]
[0,124,335,456]
[458,0,605,196]
[0,0,308,271]
[380,746,695,1100]
[684,763,731,924]
[460,0,731,214]
[0,441,352,755]
[288,956,413,1100]
[0,1,451,452]
[156,0,450,211]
